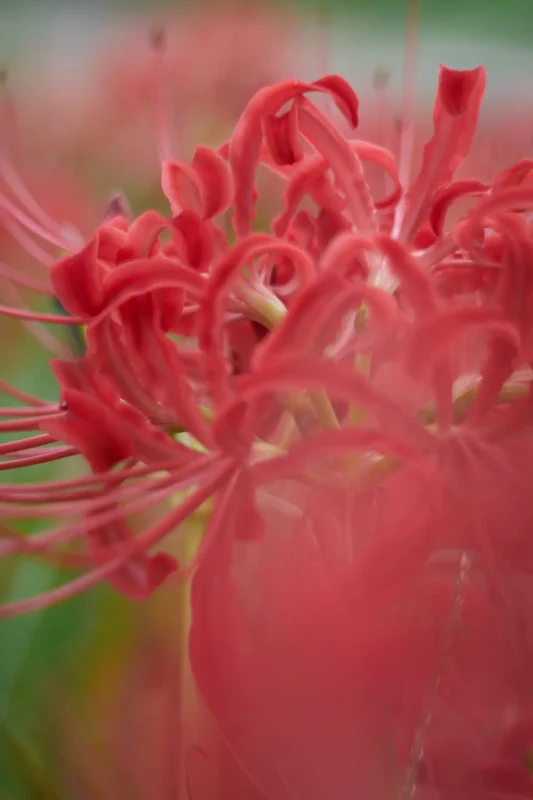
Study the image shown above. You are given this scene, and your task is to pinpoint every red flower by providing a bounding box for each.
[1,55,533,798]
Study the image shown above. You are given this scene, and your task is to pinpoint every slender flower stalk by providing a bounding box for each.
[1,28,533,798]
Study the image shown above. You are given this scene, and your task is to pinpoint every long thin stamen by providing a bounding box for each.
[0,216,55,267]
[0,433,55,456]
[0,192,66,249]
[0,460,232,616]
[0,280,72,359]
[0,412,60,429]
[0,471,176,516]
[0,259,54,293]
[0,149,65,239]
[0,445,78,471]
[315,4,333,117]
[0,454,223,555]
[0,458,196,494]
[0,524,89,570]
[0,303,85,325]
[0,379,52,407]
[417,235,458,268]
[0,74,70,242]
[0,474,179,555]
[151,27,177,163]
[0,418,59,436]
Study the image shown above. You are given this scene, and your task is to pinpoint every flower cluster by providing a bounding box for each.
[2,64,533,797]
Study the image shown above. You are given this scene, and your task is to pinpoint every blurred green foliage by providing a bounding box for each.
[301,0,533,42]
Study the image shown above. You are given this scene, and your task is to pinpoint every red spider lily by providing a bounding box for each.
[1,54,533,799]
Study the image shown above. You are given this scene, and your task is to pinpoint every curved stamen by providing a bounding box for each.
[0,304,85,325]
[0,453,224,555]
[0,458,233,616]
[0,216,55,267]
[0,432,55,456]
[0,413,62,432]
[0,280,73,359]
[0,259,53,293]
[0,379,52,407]
[0,445,78,471]
[151,28,178,163]
[0,192,67,249]
[0,149,66,239]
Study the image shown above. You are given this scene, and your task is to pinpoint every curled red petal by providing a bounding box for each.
[273,139,398,240]
[192,145,233,219]
[148,332,215,449]
[101,257,206,310]
[112,551,178,600]
[96,223,128,263]
[399,65,486,242]
[429,179,489,237]
[319,232,373,277]
[493,158,533,191]
[273,154,340,238]
[256,274,398,374]
[254,275,349,366]
[413,221,438,249]
[405,307,520,379]
[315,208,350,253]
[287,210,317,253]
[312,75,359,126]
[229,75,359,238]
[469,186,533,223]
[50,357,118,409]
[439,65,484,115]
[162,159,203,216]
[41,388,133,473]
[297,99,375,233]
[200,235,314,404]
[50,239,104,317]
[376,235,439,315]
[263,103,303,166]
[87,513,178,600]
[172,210,214,271]
[350,140,402,210]
[125,210,170,257]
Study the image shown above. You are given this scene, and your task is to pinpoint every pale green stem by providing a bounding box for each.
[419,382,529,427]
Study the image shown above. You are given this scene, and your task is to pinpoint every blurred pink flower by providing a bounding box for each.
[14,4,297,190]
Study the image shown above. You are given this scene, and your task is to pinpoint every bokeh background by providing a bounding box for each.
[0,0,532,796]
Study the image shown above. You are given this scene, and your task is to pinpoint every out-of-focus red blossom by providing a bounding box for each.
[1,56,533,799]
[14,5,297,183]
